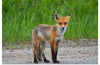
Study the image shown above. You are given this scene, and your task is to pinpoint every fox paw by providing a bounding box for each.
[34,61,38,63]
[53,61,60,63]
[44,60,49,63]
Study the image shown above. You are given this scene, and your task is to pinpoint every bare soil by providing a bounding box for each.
[2,39,98,64]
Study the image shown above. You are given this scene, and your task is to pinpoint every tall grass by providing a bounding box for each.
[2,0,98,44]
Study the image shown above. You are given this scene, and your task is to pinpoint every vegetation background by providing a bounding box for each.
[2,0,98,46]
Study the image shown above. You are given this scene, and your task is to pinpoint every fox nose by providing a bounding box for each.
[62,27,64,29]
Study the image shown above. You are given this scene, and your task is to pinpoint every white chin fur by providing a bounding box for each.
[57,24,67,37]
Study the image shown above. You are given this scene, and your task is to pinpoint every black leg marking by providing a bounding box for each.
[52,48,56,63]
[54,40,60,63]
[55,49,58,61]
[54,50,60,63]
[43,53,49,63]
[34,54,38,63]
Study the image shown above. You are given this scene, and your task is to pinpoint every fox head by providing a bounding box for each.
[55,13,71,30]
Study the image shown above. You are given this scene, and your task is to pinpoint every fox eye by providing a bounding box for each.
[59,22,62,25]
[64,22,67,25]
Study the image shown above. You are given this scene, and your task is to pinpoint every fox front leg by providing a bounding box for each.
[50,39,56,63]
[50,39,60,63]
[54,40,60,63]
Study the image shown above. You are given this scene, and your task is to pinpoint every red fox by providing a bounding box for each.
[32,13,71,63]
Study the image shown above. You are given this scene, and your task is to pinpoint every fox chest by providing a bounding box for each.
[57,28,66,37]
[55,29,66,43]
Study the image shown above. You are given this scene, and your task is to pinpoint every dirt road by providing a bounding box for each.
[2,39,98,64]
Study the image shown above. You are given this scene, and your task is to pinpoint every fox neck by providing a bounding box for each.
[56,24,67,37]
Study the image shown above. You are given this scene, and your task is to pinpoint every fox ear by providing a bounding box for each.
[55,13,60,21]
[68,13,72,16]
[67,13,72,19]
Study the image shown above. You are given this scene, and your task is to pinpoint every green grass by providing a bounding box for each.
[2,0,98,44]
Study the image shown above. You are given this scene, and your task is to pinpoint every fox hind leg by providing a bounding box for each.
[34,39,39,63]
[40,41,49,63]
[32,32,39,63]
[42,52,49,63]
[36,40,43,61]
[32,33,37,63]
